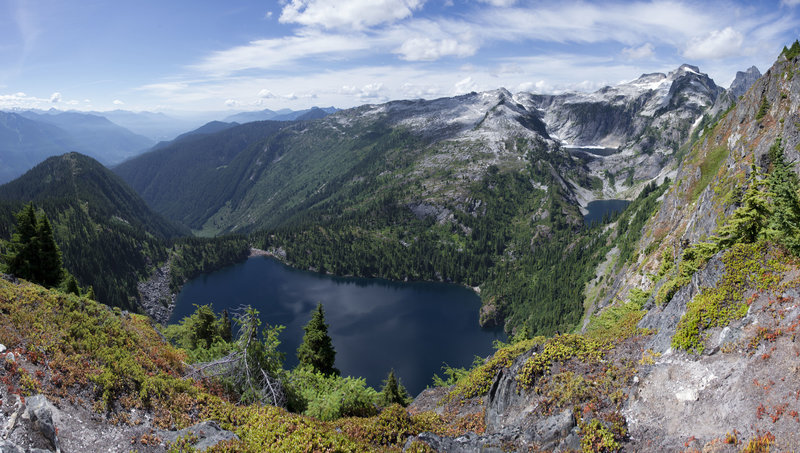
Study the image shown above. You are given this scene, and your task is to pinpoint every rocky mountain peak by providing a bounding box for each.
[728,65,762,98]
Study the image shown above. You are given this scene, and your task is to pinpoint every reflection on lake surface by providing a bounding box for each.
[171,256,505,395]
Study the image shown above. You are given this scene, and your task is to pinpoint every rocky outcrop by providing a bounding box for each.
[638,254,725,353]
[160,421,238,451]
[625,267,800,450]
[138,262,175,325]
[729,66,762,99]
[407,347,582,452]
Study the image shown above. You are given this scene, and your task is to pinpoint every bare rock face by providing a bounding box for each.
[729,66,762,99]
[626,282,800,451]
[25,395,60,452]
[484,348,539,430]
[138,262,175,325]
[160,421,239,451]
[638,254,725,354]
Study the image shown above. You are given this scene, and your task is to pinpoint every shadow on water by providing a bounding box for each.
[171,256,505,395]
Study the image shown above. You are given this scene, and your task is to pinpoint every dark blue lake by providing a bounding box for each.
[170,256,505,395]
[583,199,630,225]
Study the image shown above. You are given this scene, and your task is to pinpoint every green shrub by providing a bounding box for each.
[517,335,603,388]
[672,242,786,353]
[580,418,622,452]
[288,367,378,420]
[445,338,540,402]
[756,96,770,121]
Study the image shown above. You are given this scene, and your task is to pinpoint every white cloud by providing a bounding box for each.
[225,99,239,107]
[113,99,124,105]
[492,63,523,76]
[453,77,478,95]
[477,0,517,6]
[0,92,82,110]
[781,0,800,6]
[397,37,477,61]
[341,83,386,100]
[622,42,655,60]
[279,0,424,30]
[683,27,745,60]
[517,80,552,93]
[257,89,275,98]
[193,33,371,75]
[265,11,273,18]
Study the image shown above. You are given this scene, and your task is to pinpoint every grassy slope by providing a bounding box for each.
[0,277,485,452]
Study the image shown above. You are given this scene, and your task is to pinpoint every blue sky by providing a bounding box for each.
[1,0,798,113]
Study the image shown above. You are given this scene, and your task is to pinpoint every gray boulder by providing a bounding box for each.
[162,421,238,451]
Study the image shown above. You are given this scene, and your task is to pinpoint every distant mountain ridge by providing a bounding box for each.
[223,106,338,123]
[18,110,154,163]
[0,110,155,184]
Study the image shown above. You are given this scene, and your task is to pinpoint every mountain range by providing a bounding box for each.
[3,42,800,451]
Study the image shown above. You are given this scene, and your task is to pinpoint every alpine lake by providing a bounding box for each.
[170,256,506,395]
[583,199,631,225]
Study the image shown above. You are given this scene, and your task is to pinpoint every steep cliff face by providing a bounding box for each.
[598,45,800,450]
[639,49,798,275]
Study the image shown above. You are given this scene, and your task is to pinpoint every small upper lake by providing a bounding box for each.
[583,199,630,225]
[170,256,505,395]
[565,146,619,157]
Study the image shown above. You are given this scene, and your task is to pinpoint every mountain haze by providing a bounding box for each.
[0,110,155,184]
[17,110,155,164]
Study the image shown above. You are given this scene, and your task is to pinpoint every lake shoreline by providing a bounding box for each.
[249,247,483,296]
[172,255,504,394]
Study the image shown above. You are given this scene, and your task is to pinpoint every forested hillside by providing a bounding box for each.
[0,153,185,310]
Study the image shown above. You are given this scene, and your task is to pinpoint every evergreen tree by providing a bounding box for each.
[3,203,38,279]
[189,304,221,350]
[34,214,63,287]
[766,138,800,253]
[379,369,411,407]
[297,303,339,376]
[220,309,233,343]
[64,274,81,296]
[2,204,63,288]
[716,165,771,248]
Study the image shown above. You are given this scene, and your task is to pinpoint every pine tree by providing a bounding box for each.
[766,138,800,253]
[64,274,81,296]
[34,214,63,287]
[716,164,771,248]
[3,204,63,288]
[379,369,411,407]
[220,309,233,343]
[3,203,39,280]
[297,303,339,376]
